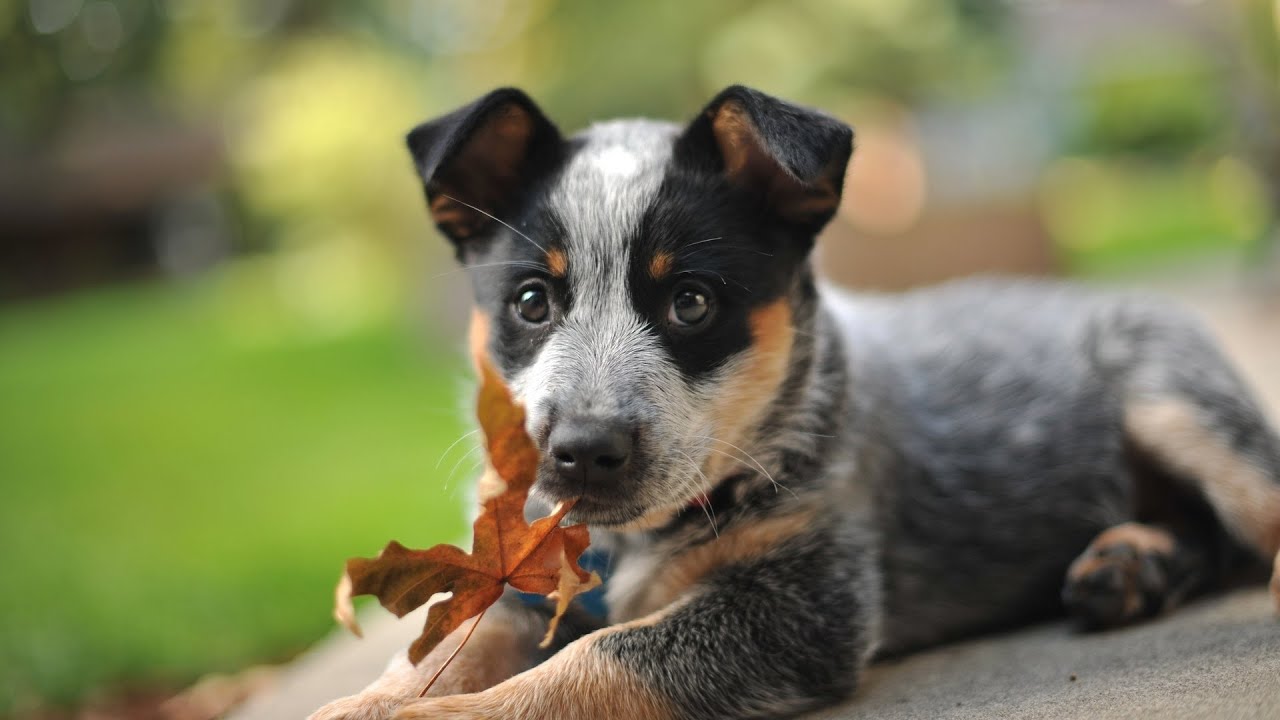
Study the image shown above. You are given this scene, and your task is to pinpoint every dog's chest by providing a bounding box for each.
[603,547,670,622]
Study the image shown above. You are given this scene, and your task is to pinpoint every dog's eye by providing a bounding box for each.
[669,285,711,327]
[515,284,550,324]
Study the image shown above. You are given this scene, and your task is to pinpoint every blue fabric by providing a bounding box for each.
[516,547,611,619]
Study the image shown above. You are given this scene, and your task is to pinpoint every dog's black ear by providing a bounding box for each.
[406,88,562,251]
[675,85,853,232]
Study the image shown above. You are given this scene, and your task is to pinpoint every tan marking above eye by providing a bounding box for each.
[649,252,674,280]
[546,248,568,277]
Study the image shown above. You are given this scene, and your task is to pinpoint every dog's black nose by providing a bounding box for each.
[548,418,633,486]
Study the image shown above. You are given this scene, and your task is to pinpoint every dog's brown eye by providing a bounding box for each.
[516,285,550,324]
[669,286,710,327]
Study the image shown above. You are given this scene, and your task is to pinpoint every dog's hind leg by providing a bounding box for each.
[1074,303,1280,622]
[1124,396,1280,561]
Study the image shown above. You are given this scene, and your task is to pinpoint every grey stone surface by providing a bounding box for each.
[229,604,428,720]
[232,590,1279,719]
[810,589,1280,720]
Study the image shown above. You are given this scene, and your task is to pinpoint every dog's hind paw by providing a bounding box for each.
[1062,523,1177,628]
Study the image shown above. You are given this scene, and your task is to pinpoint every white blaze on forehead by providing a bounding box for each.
[547,119,677,301]
[513,120,680,422]
[592,145,642,177]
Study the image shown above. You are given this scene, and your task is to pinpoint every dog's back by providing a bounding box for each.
[826,278,1277,653]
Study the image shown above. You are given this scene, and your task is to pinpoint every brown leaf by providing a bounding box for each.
[334,360,597,664]
[542,551,603,648]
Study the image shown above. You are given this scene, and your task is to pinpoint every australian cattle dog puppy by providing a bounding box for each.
[311,86,1280,720]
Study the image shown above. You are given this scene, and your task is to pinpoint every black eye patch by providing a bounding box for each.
[466,205,571,375]
[628,168,797,380]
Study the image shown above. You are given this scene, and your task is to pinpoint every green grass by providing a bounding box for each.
[0,276,473,713]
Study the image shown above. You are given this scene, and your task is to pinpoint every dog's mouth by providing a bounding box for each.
[563,496,650,527]
[534,471,651,527]
[539,461,733,530]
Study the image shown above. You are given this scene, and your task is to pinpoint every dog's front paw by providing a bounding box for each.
[391,695,491,720]
[308,692,405,720]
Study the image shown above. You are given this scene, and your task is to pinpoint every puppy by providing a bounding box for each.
[311,86,1280,720]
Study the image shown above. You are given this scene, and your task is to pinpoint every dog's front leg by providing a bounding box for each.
[394,536,878,720]
[309,590,604,720]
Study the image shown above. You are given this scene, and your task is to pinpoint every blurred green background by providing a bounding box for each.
[1,0,1278,717]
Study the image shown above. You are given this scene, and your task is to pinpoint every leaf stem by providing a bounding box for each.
[419,606,488,698]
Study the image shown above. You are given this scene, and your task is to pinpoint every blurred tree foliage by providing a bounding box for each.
[1,0,1013,139]
[1068,40,1228,159]
[1236,0,1280,216]
[1239,0,1280,100]
[0,0,1015,315]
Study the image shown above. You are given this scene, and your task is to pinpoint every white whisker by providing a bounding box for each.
[694,435,773,480]
[676,269,752,294]
[444,444,483,490]
[674,450,718,538]
[695,436,798,500]
[430,260,550,280]
[685,236,724,247]
[441,194,547,254]
[435,428,482,470]
[703,446,787,498]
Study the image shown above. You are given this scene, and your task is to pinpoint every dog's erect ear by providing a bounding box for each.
[675,85,853,232]
[406,88,562,250]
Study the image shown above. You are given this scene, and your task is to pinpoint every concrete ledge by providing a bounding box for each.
[230,588,1278,720]
[811,588,1279,720]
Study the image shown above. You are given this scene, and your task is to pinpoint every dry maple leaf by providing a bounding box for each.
[334,361,600,665]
